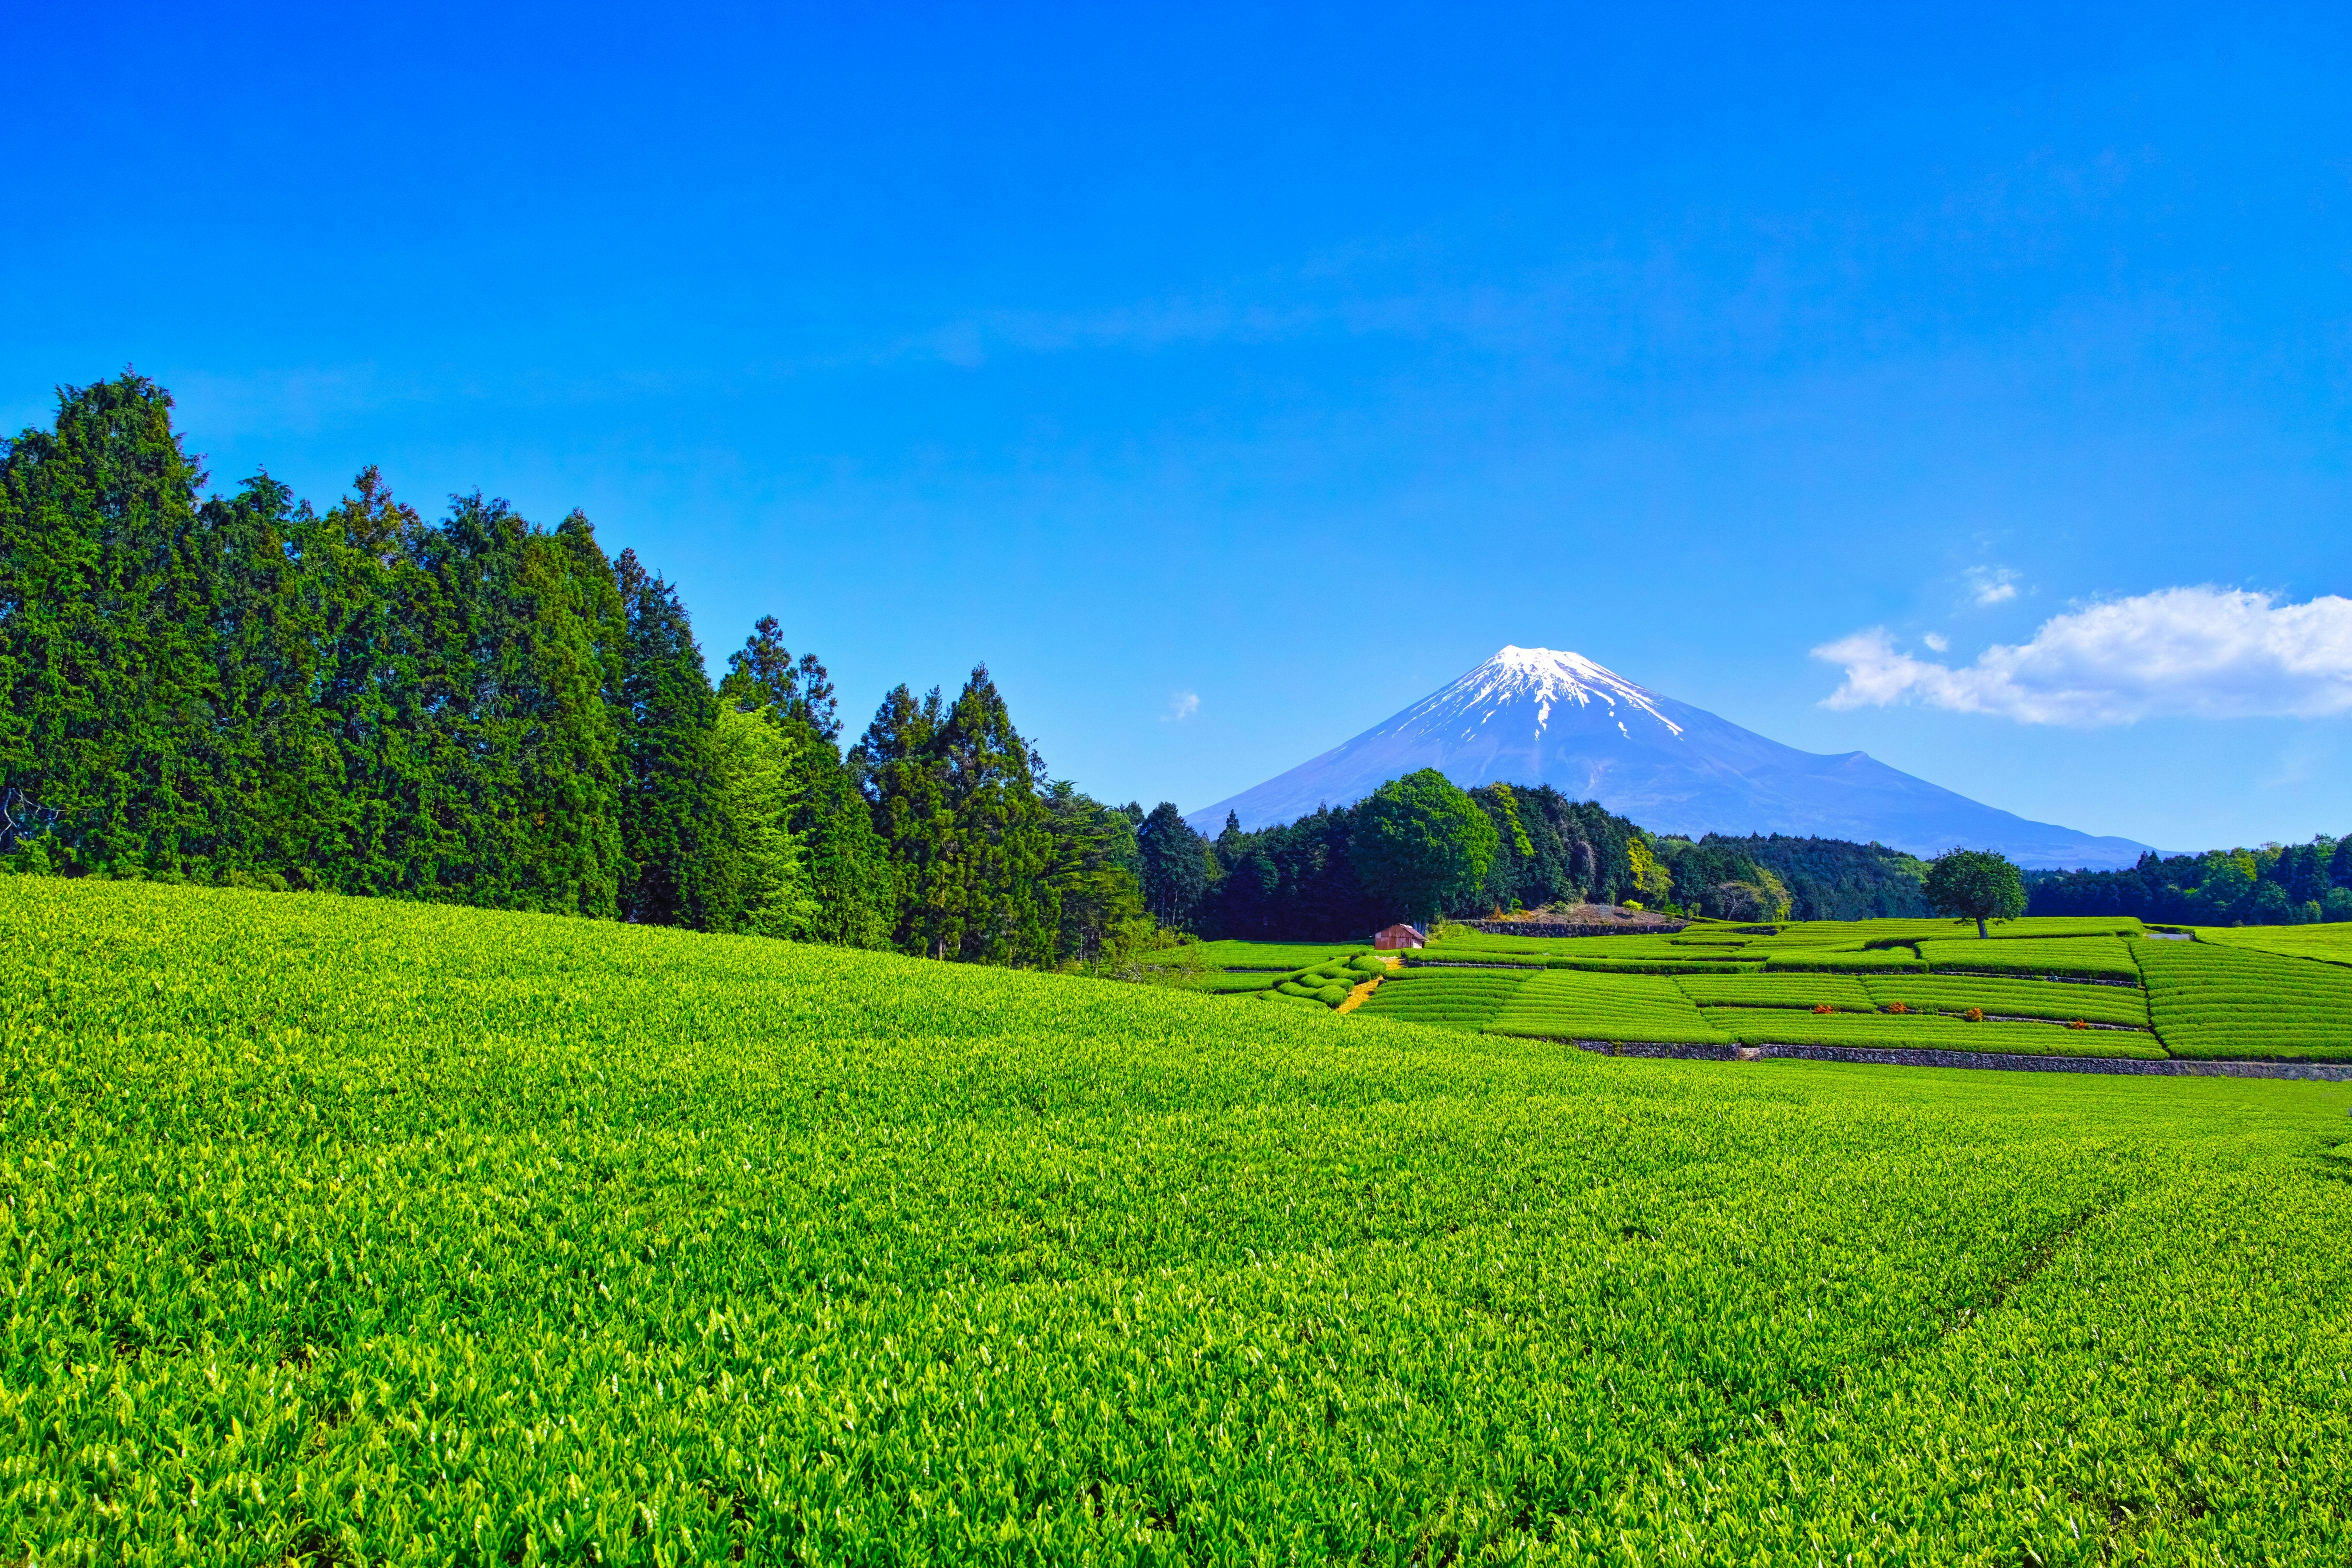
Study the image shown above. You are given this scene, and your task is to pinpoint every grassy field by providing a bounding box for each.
[6,878,2352,1562]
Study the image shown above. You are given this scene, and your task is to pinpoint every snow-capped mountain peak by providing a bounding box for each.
[1183,646,2152,869]
[1408,646,1684,740]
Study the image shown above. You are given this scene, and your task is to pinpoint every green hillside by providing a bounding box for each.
[6,877,2352,1562]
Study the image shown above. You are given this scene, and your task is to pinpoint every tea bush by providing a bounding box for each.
[1762,948,1929,973]
[1674,974,1875,1011]
[1486,970,1733,1045]
[1862,976,2151,1028]
[2196,922,2352,967]
[1918,936,2140,980]
[1186,940,1370,969]
[1354,968,1534,1030]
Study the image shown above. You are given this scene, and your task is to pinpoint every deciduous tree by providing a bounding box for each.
[1923,848,2026,938]
[1351,769,1498,929]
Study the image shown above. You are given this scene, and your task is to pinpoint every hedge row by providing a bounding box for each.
[1918,936,2141,982]
[1675,974,1874,1010]
[1762,950,1928,974]
[1862,976,2150,1028]
[1542,956,1764,975]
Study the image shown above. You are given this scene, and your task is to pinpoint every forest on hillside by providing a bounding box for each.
[0,374,1152,967]
[1132,790,1938,938]
[2028,842,2352,926]
[10,374,2320,961]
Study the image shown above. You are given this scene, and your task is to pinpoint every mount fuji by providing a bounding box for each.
[1184,646,2150,870]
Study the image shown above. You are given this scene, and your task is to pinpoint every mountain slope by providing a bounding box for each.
[1186,647,2150,870]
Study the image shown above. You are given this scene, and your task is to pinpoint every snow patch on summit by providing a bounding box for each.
[1398,646,1685,742]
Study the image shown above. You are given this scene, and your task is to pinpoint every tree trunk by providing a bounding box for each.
[1976,916,1988,938]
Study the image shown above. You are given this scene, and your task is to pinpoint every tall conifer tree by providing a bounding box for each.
[540,510,630,916]
[855,682,953,955]
[720,619,890,948]
[708,704,816,937]
[616,549,728,926]
[932,665,1056,965]
[1137,803,1210,928]
[194,472,338,879]
[1042,782,1151,964]
[306,468,432,896]
[0,374,218,871]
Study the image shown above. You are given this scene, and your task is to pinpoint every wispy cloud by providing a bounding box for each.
[1164,691,1201,722]
[1814,587,2352,726]
[1922,632,1949,652]
[1965,566,2019,606]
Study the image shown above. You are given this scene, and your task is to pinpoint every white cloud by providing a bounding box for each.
[1965,566,2019,606]
[1813,587,2352,726]
[1164,691,1201,722]
[1922,632,1950,652]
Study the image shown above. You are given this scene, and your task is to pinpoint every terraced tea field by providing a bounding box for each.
[6,878,2352,1562]
[2138,938,2352,1061]
[1338,916,2340,1064]
[1486,968,1730,1044]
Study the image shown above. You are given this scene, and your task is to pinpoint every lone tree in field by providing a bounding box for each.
[1351,768,1498,930]
[1923,848,2026,938]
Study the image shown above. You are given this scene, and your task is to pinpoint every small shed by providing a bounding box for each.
[1373,923,1427,950]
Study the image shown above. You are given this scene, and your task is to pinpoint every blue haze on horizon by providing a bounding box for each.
[6,2,2349,854]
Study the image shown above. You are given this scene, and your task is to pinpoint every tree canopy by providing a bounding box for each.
[1136,802,1210,928]
[1922,848,2027,938]
[1350,768,1498,928]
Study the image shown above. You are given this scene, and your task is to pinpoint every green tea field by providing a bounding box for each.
[5,878,2351,1562]
[1317,917,2352,1065]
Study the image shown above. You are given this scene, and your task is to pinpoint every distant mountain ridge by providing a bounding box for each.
[1186,646,2150,870]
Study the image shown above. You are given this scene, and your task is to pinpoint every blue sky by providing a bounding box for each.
[8,2,2350,853]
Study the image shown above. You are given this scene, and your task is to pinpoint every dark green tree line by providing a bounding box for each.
[1188,780,1656,940]
[2028,838,2352,926]
[0,374,1148,968]
[852,666,1144,964]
